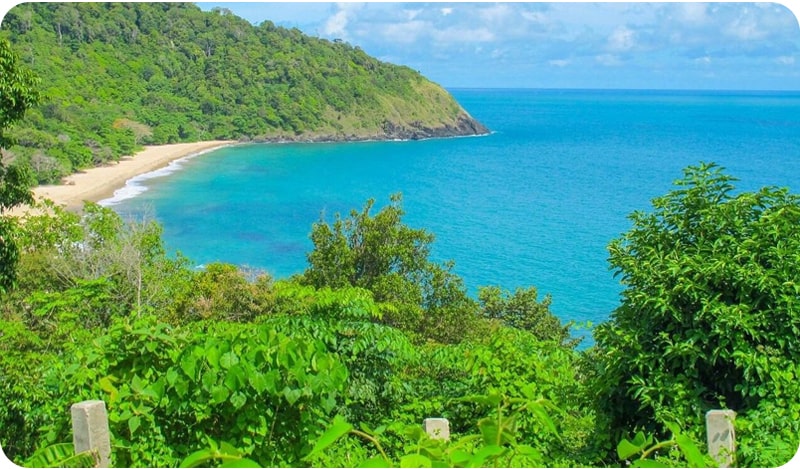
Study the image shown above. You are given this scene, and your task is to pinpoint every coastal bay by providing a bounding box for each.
[111,88,800,331]
[2,2,799,466]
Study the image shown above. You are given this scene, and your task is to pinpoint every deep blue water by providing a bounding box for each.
[107,89,800,335]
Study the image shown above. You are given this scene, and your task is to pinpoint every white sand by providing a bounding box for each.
[7,140,235,216]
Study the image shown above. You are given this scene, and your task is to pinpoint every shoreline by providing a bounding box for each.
[8,140,235,216]
[5,125,491,218]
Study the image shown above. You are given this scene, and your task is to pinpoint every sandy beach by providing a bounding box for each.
[8,140,235,216]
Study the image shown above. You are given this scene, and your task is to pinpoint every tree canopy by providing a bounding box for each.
[303,194,486,344]
[1,166,798,467]
[0,37,40,292]
[591,162,800,466]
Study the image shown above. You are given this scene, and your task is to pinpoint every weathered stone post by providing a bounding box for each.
[423,417,450,441]
[706,409,736,468]
[71,400,111,467]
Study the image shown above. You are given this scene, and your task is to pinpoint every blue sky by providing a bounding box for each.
[207,3,796,90]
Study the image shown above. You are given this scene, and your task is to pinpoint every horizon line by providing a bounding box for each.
[443,86,800,93]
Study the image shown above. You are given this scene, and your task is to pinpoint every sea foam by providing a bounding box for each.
[98,146,225,207]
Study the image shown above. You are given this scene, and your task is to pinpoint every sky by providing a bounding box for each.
[194,1,800,90]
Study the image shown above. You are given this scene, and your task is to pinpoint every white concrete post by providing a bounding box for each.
[71,400,111,467]
[706,409,736,468]
[423,418,450,441]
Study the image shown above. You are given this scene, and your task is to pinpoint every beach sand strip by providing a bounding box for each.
[7,140,235,216]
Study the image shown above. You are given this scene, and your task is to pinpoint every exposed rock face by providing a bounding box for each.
[253,111,490,144]
[381,112,490,140]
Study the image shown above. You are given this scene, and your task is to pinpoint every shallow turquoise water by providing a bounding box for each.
[108,89,800,332]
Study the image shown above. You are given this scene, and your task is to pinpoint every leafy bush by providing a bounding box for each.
[33,316,349,467]
[0,36,40,292]
[180,262,274,323]
[261,284,419,429]
[303,193,484,344]
[306,390,563,468]
[15,202,196,320]
[478,285,574,346]
[592,163,800,466]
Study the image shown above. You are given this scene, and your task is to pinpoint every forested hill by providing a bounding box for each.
[0,3,488,183]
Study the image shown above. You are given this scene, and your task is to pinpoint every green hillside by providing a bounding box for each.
[0,3,488,183]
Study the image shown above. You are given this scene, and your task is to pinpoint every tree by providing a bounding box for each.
[591,163,800,466]
[303,193,482,343]
[478,286,574,346]
[0,38,41,145]
[0,38,40,292]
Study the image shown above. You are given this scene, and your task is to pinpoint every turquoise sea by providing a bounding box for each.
[106,89,800,334]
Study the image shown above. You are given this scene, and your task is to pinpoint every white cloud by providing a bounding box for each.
[521,11,548,24]
[595,54,622,66]
[335,2,364,12]
[434,26,494,44]
[726,21,766,40]
[607,26,636,51]
[777,55,796,65]
[405,9,422,21]
[441,8,453,17]
[479,4,513,24]
[678,3,710,24]
[725,8,767,40]
[694,56,712,65]
[322,10,348,38]
[381,20,428,44]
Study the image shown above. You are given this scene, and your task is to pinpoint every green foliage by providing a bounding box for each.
[0,36,40,292]
[304,193,484,344]
[306,391,562,468]
[0,315,55,462]
[36,316,349,467]
[22,443,99,468]
[0,216,23,293]
[180,263,274,323]
[179,438,260,468]
[7,164,798,467]
[2,3,482,184]
[616,424,713,468]
[386,326,597,466]
[14,202,196,319]
[0,37,41,147]
[592,162,800,466]
[262,284,418,428]
[478,285,575,346]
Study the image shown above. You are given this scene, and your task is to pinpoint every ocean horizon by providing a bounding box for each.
[107,88,800,340]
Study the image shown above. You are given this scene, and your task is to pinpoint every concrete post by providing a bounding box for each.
[71,400,111,467]
[423,418,450,441]
[706,409,736,468]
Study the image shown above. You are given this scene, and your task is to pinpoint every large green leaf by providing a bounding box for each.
[24,443,97,468]
[211,385,230,404]
[180,449,214,468]
[305,416,353,460]
[617,432,651,460]
[675,434,707,468]
[399,454,432,468]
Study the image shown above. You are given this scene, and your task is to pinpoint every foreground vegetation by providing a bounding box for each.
[1,162,799,467]
[0,2,486,185]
